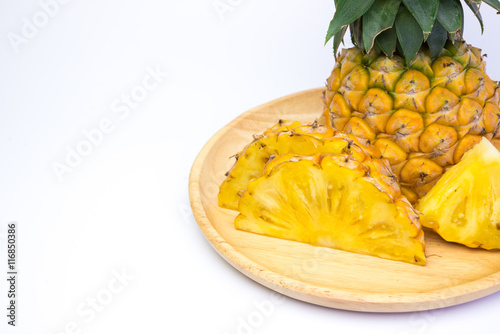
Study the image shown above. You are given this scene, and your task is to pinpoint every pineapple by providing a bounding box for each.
[321,0,500,202]
[417,138,500,249]
[218,120,380,210]
[218,122,425,264]
[235,153,426,265]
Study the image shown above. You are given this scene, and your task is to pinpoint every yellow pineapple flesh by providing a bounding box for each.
[416,138,500,249]
[235,154,426,265]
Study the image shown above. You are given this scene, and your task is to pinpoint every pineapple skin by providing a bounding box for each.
[417,138,500,250]
[218,121,380,210]
[320,42,500,201]
[235,154,426,265]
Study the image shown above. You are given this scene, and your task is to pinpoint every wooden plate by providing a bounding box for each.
[189,87,500,312]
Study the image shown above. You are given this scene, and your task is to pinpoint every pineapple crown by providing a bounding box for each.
[326,0,500,63]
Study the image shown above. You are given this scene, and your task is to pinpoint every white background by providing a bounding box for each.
[1,1,500,333]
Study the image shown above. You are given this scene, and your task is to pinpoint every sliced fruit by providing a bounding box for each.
[218,121,379,210]
[235,154,426,265]
[417,138,500,249]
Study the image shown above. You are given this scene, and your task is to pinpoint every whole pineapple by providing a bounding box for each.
[320,0,500,202]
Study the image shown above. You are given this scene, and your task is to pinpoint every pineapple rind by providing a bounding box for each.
[218,121,379,210]
[321,42,500,202]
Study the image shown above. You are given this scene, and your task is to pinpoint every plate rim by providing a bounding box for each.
[188,87,500,312]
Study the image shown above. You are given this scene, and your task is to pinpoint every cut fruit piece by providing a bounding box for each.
[417,138,500,249]
[218,121,379,210]
[235,154,426,265]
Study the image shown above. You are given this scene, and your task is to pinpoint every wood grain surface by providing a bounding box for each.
[188,87,500,312]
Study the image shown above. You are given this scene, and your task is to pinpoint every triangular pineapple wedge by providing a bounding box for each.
[417,138,500,249]
[218,121,379,210]
[235,154,426,265]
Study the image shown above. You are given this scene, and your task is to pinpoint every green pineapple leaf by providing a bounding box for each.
[483,0,500,12]
[395,6,424,64]
[325,0,376,45]
[362,0,401,52]
[427,21,448,57]
[402,0,439,40]
[333,26,348,56]
[458,0,465,34]
[436,0,462,40]
[376,27,398,57]
[350,19,364,51]
[464,0,485,33]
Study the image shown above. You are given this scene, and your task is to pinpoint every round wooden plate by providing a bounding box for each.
[189,87,500,312]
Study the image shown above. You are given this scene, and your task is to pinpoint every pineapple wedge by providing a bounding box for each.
[417,138,500,249]
[218,121,379,210]
[235,154,426,265]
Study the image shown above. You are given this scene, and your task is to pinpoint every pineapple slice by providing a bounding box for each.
[417,138,500,249]
[235,154,426,265]
[218,121,379,210]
